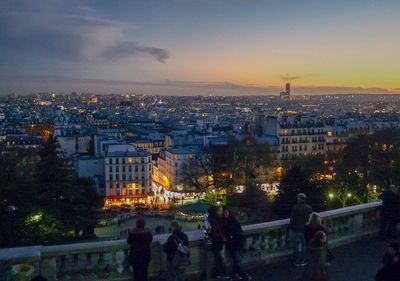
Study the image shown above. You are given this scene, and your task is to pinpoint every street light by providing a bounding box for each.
[328,193,334,199]
[347,193,352,198]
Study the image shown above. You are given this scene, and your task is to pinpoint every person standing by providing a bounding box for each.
[127,218,153,281]
[163,221,189,281]
[379,185,399,240]
[375,242,400,281]
[304,231,331,281]
[223,207,251,281]
[290,193,313,266]
[304,213,326,245]
[208,206,229,279]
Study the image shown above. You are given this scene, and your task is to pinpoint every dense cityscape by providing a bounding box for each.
[1,0,400,281]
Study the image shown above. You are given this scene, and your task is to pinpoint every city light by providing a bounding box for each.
[328,193,334,199]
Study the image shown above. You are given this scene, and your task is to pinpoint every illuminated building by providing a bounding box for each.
[104,145,152,207]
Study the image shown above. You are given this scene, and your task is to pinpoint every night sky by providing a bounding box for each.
[0,0,399,95]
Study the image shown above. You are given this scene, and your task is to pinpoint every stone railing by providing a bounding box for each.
[0,202,381,280]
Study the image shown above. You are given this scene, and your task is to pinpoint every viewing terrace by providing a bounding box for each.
[0,201,385,281]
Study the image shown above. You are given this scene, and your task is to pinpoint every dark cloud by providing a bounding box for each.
[0,2,170,63]
[280,74,301,81]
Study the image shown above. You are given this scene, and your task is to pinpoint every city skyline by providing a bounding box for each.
[1,0,400,95]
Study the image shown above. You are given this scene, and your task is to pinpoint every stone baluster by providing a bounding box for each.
[249,234,260,251]
[58,255,68,278]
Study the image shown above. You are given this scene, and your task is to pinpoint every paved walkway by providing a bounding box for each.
[250,237,392,281]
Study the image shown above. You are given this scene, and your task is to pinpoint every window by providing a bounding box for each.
[128,166,132,172]
[116,174,119,180]
[135,166,138,172]
[109,158,112,164]
[122,174,126,180]
[141,166,145,172]
[109,175,113,181]
[122,158,126,164]
[116,166,119,173]
[116,158,119,164]
[109,166,112,172]
[122,166,126,172]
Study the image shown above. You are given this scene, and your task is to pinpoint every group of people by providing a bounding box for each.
[126,218,190,281]
[207,206,251,281]
[125,191,400,281]
[290,193,332,281]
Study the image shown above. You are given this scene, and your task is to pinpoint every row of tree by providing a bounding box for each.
[184,128,400,219]
[0,139,101,248]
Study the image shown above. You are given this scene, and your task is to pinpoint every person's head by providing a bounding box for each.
[222,206,230,218]
[307,212,322,226]
[387,242,399,256]
[136,218,146,229]
[170,221,181,233]
[297,193,307,203]
[216,206,223,217]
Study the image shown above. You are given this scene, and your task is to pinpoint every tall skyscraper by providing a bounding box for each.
[280,83,291,100]
[286,83,291,97]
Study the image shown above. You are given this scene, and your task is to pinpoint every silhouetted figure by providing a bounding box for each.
[127,218,153,281]
[290,193,313,266]
[304,212,326,245]
[379,185,399,240]
[375,242,400,281]
[223,207,251,281]
[208,206,229,279]
[304,231,331,281]
[163,221,189,281]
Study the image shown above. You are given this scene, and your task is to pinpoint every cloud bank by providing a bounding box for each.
[0,1,169,63]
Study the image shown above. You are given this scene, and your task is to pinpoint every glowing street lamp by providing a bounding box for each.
[347,193,352,198]
[328,193,334,200]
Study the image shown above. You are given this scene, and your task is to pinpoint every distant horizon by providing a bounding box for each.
[1,75,399,97]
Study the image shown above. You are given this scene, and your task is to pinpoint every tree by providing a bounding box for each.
[68,178,101,238]
[232,136,272,185]
[341,134,372,202]
[35,138,76,230]
[274,164,326,217]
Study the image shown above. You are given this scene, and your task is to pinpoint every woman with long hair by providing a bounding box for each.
[304,212,326,245]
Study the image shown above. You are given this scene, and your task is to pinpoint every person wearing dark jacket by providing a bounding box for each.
[375,242,400,281]
[163,221,189,281]
[379,185,399,240]
[304,213,326,245]
[223,207,251,281]
[290,193,313,266]
[304,231,331,281]
[208,206,229,279]
[127,218,153,281]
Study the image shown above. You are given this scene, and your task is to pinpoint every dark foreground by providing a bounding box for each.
[250,237,389,281]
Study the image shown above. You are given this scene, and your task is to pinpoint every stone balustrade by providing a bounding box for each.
[0,201,381,281]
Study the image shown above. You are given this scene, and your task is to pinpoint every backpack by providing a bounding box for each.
[172,234,191,268]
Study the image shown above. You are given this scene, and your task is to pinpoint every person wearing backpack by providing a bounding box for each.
[163,221,190,281]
